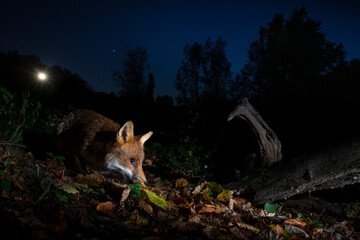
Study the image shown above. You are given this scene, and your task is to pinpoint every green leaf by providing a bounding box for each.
[141,188,168,208]
[264,202,279,214]
[57,194,68,203]
[204,182,223,197]
[129,182,143,198]
[61,183,79,194]
[1,178,11,193]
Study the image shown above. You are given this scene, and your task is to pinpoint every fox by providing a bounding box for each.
[55,109,153,183]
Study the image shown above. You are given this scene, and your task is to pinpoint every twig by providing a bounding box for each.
[0,141,27,148]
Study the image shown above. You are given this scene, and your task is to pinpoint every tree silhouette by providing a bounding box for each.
[145,72,155,103]
[175,38,232,105]
[113,46,154,101]
[175,42,203,105]
[235,7,346,108]
[202,37,232,99]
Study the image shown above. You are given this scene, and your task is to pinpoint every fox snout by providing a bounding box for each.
[106,155,147,183]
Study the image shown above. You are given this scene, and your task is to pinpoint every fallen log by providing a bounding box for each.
[226,138,360,205]
[228,98,282,167]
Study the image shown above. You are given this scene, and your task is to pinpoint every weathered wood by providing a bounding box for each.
[228,98,282,166]
[226,139,360,205]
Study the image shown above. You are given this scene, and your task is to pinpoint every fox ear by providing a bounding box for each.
[117,121,134,144]
[139,131,153,146]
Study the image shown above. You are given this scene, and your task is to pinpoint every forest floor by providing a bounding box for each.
[0,144,359,240]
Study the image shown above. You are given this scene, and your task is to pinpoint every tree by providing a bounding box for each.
[235,8,346,107]
[175,42,203,105]
[113,46,153,100]
[145,72,155,103]
[175,38,233,105]
[202,37,232,99]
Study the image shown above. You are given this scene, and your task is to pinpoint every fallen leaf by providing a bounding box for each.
[120,188,131,204]
[236,222,260,234]
[77,173,106,188]
[96,201,117,218]
[216,189,233,203]
[193,192,213,204]
[175,178,189,188]
[203,182,223,197]
[60,183,79,194]
[195,204,221,214]
[285,225,310,238]
[138,199,154,215]
[264,202,279,214]
[189,214,202,224]
[141,188,168,208]
[130,210,149,226]
[172,194,188,205]
[284,218,307,228]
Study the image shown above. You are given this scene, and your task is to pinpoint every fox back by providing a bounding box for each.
[56,109,152,183]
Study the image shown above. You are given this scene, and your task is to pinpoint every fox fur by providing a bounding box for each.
[56,109,152,183]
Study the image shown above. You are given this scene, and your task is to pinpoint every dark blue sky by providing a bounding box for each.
[1,0,360,97]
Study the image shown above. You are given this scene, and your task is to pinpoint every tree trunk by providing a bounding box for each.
[226,139,360,205]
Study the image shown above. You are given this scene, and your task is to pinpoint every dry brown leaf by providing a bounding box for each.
[236,222,260,234]
[189,214,202,224]
[96,201,117,218]
[120,188,131,204]
[233,197,246,205]
[195,204,221,214]
[284,218,307,228]
[138,199,154,215]
[172,194,188,205]
[193,192,213,204]
[175,178,189,188]
[77,173,106,188]
[275,224,284,236]
[228,198,235,211]
[192,181,207,194]
[313,228,323,235]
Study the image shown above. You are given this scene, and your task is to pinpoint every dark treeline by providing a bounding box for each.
[2,7,360,181]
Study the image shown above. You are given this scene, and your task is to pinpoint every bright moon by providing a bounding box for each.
[38,72,47,81]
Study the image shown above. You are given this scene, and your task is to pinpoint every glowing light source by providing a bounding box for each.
[38,72,47,81]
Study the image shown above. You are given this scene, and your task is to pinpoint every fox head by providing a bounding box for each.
[105,121,152,183]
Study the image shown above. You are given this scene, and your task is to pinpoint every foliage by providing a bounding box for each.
[344,201,360,218]
[297,212,332,232]
[0,88,40,143]
[46,152,65,163]
[0,87,61,144]
[147,111,213,176]
[264,202,279,215]
[204,182,223,197]
[1,178,11,193]
[129,181,143,198]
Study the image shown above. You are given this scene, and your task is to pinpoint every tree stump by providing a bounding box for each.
[228,98,282,167]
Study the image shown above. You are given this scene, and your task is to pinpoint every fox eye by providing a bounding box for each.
[130,158,136,166]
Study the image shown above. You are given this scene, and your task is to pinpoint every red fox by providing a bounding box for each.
[56,109,153,183]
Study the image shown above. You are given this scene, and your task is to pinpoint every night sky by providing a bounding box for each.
[1,0,360,98]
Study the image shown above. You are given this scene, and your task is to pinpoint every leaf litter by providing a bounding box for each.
[0,145,359,239]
